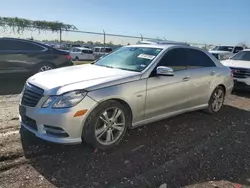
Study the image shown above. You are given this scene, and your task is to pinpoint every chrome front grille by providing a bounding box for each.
[21,83,44,107]
[230,67,250,79]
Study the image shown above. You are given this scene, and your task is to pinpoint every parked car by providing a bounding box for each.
[0,37,73,77]
[221,49,250,90]
[93,46,113,59]
[70,47,95,61]
[209,45,244,60]
[19,42,233,150]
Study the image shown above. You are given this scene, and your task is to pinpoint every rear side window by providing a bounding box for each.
[0,39,44,51]
[0,40,44,51]
[186,49,215,68]
[94,48,100,52]
[158,48,187,71]
[105,48,112,53]
[233,46,243,53]
[82,50,93,54]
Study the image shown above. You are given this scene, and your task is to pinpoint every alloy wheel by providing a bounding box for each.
[211,88,224,112]
[39,65,53,72]
[95,107,126,145]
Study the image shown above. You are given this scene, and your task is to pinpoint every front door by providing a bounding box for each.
[145,48,191,119]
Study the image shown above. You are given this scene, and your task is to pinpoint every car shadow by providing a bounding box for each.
[20,105,250,188]
[0,75,28,95]
[232,89,250,99]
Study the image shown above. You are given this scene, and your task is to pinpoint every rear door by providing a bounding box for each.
[86,49,95,60]
[81,49,92,60]
[184,49,217,107]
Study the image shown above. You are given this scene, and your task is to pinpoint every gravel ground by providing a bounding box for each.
[0,83,250,188]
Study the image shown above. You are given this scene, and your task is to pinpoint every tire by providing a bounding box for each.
[75,56,79,61]
[37,63,54,73]
[205,86,225,114]
[82,100,131,151]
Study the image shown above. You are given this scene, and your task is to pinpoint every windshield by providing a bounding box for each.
[231,51,250,61]
[212,46,233,52]
[94,46,162,72]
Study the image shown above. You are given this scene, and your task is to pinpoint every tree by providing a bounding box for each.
[107,41,114,45]
[237,42,248,48]
[87,41,93,45]
[0,16,77,34]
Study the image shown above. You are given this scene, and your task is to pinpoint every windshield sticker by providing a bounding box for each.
[138,54,155,60]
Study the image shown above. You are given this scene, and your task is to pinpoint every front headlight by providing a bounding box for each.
[42,90,87,108]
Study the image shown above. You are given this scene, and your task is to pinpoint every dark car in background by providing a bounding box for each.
[0,37,73,77]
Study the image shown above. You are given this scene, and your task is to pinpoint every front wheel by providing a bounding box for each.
[205,86,225,114]
[82,100,131,150]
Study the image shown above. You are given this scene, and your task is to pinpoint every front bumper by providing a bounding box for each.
[234,78,250,90]
[20,95,98,144]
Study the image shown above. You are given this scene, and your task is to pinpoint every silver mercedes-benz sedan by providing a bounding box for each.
[19,41,234,150]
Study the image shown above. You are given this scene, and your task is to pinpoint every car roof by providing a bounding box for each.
[75,47,93,50]
[94,46,112,49]
[0,37,52,48]
[137,39,190,46]
[126,43,191,50]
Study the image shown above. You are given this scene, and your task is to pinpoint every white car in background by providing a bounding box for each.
[209,45,244,60]
[93,46,113,59]
[70,47,95,61]
[221,49,250,90]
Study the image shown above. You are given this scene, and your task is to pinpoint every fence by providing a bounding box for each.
[60,29,215,49]
[0,27,215,50]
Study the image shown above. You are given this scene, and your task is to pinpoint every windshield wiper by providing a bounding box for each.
[95,64,114,68]
[116,67,139,72]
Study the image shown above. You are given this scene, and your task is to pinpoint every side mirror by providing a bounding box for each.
[156,66,174,76]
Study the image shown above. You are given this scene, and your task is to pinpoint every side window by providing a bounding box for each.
[101,48,106,52]
[186,49,215,69]
[234,47,243,53]
[105,48,112,53]
[158,48,187,71]
[82,50,93,54]
[0,39,44,51]
[0,40,5,50]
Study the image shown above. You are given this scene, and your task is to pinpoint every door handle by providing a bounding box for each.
[210,71,216,76]
[182,76,190,81]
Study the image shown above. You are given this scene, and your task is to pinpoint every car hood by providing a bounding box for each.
[221,59,250,69]
[27,64,141,95]
[208,50,232,55]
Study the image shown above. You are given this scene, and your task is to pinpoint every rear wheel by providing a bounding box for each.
[82,100,131,150]
[37,63,54,73]
[205,86,225,114]
[74,56,79,61]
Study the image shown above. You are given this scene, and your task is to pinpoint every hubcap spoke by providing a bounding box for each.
[106,129,112,142]
[96,126,107,136]
[112,109,122,122]
[217,90,222,98]
[112,124,123,131]
[100,111,110,124]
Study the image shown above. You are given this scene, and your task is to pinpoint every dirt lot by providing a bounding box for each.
[0,79,250,188]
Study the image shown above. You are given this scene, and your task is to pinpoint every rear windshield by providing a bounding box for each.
[231,51,250,61]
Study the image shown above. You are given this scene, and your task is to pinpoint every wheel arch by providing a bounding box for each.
[88,97,134,128]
